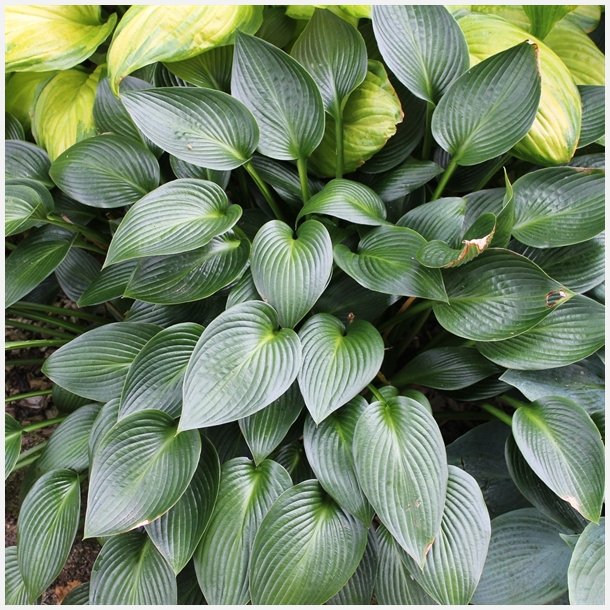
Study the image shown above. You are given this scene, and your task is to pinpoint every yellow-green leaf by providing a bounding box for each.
[5,72,57,132]
[309,60,403,177]
[107,5,262,94]
[5,6,116,73]
[32,67,102,160]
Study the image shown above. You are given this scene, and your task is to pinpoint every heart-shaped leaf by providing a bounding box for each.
[122,88,259,170]
[105,179,242,266]
[17,469,80,602]
[250,479,368,604]
[232,32,325,160]
[146,436,220,574]
[120,323,203,419]
[181,301,302,429]
[251,219,333,328]
[398,196,467,244]
[298,314,384,423]
[512,396,604,523]
[303,396,373,522]
[353,395,448,565]
[5,140,53,187]
[49,134,160,208]
[5,414,22,479]
[372,5,468,103]
[43,322,160,402]
[89,531,176,604]
[5,178,52,237]
[334,225,448,301]
[568,519,605,605]
[194,457,291,604]
[85,410,201,537]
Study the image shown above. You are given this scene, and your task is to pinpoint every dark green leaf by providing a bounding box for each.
[5,140,53,187]
[5,178,53,237]
[55,248,101,302]
[523,5,576,39]
[5,546,29,605]
[6,111,25,140]
[78,261,137,307]
[169,155,230,189]
[164,45,233,91]
[88,398,120,461]
[578,85,605,147]
[5,413,22,480]
[398,196,466,245]
[62,582,89,605]
[372,158,442,203]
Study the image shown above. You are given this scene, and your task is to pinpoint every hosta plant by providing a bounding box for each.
[5,4,605,606]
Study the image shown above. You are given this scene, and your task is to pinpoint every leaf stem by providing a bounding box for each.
[335,111,345,179]
[297,157,310,204]
[500,394,529,410]
[421,101,435,160]
[5,358,47,367]
[244,161,286,222]
[16,442,47,461]
[431,155,459,200]
[378,300,435,333]
[21,416,66,432]
[9,302,107,323]
[7,310,86,333]
[6,319,74,339]
[367,384,386,403]
[5,389,53,404]
[46,215,109,249]
[472,154,510,192]
[480,403,513,426]
[6,338,67,350]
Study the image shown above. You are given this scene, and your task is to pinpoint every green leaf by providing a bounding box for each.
[5,6,116,72]
[6,71,58,132]
[88,398,120,461]
[5,226,75,307]
[181,301,302,429]
[578,86,605,148]
[32,66,102,160]
[250,479,368,604]
[34,403,101,475]
[472,508,571,604]
[5,140,53,187]
[49,134,160,208]
[54,247,100,303]
[194,457,292,604]
[291,8,367,119]
[124,233,249,304]
[169,155,230,189]
[120,323,203,419]
[251,220,332,328]
[239,383,304,465]
[512,167,604,248]
[17,469,80,601]
[164,45,233,92]
[565,5,602,32]
[432,249,573,341]
[477,295,605,369]
[512,397,604,523]
[568,519,605,605]
[298,314,384,423]
[372,5,468,103]
[523,5,576,40]
[5,547,30,605]
[372,158,443,203]
[6,111,25,140]
[121,88,259,170]
[432,41,540,166]
[77,260,137,307]
[85,410,201,537]
[232,32,324,160]
[334,225,448,301]
[90,531,177,604]
[146,437,220,574]
[298,178,388,226]
[5,414,22,480]
[273,440,314,484]
[107,5,262,94]
[353,395,448,565]
[303,396,374,523]
[398,196,467,244]
[5,179,51,237]
[61,582,90,605]
[43,323,160,402]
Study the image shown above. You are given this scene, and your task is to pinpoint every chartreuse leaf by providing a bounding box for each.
[6,71,57,132]
[353,396,448,565]
[472,508,571,604]
[239,383,304,464]
[458,13,581,166]
[308,60,403,177]
[146,437,220,574]
[124,233,249,305]
[251,220,332,328]
[106,5,261,93]
[6,547,29,605]
[512,167,604,247]
[17,469,80,602]
[165,45,233,92]
[432,41,540,166]
[5,179,51,237]
[194,458,291,604]
[433,249,574,342]
[181,301,302,429]
[5,6,116,72]
[578,86,605,148]
[334,225,448,301]
[49,134,160,208]
[232,32,324,161]
[5,140,52,186]
[568,519,605,605]
[85,410,201,538]
[32,66,102,161]
[512,397,604,523]
[375,524,435,604]
[43,323,160,402]
[372,5,468,103]
[121,88,259,170]
[565,5,602,32]
[120,323,203,419]
[298,314,384,423]
[250,479,368,604]
[303,396,373,523]
[291,8,367,120]
[5,414,22,480]
[5,226,75,307]
[298,179,388,226]
[477,295,605,370]
[90,531,176,604]
[105,179,241,266]
[523,5,576,40]
[78,260,137,307]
